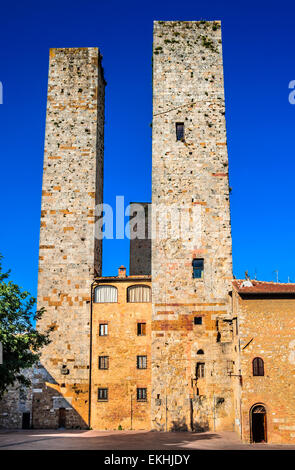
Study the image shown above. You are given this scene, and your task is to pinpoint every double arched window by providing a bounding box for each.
[127,285,151,303]
[252,357,264,376]
[94,285,118,303]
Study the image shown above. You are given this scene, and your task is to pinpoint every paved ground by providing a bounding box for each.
[0,429,295,450]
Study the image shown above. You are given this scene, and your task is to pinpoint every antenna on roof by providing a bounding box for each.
[273,270,279,283]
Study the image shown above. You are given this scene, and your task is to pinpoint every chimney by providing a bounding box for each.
[118,265,126,278]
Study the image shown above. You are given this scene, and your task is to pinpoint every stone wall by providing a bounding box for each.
[0,369,34,429]
[234,290,295,444]
[129,202,151,276]
[151,21,234,431]
[34,48,105,428]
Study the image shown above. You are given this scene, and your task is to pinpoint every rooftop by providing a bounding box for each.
[233,279,295,295]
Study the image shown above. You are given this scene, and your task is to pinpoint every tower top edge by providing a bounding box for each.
[153,20,221,25]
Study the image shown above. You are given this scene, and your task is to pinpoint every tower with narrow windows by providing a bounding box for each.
[151,21,235,431]
[34,48,105,428]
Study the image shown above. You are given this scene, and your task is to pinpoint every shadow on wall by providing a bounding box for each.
[170,417,209,433]
[32,363,88,430]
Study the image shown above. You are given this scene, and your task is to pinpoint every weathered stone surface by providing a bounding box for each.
[129,202,151,276]
[33,47,105,428]
[233,286,295,444]
[151,20,234,432]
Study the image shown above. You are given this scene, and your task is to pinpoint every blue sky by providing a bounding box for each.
[0,0,294,299]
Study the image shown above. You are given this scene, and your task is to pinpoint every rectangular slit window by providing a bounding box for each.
[196,362,205,379]
[192,258,204,279]
[194,316,202,325]
[98,356,109,369]
[98,388,108,401]
[99,324,108,336]
[176,122,184,141]
[137,355,147,369]
[137,388,147,401]
[137,323,146,336]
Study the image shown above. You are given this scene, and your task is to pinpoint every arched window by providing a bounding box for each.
[252,357,264,376]
[127,285,151,303]
[94,285,117,303]
[197,349,204,355]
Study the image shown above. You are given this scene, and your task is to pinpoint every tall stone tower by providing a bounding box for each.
[151,21,235,431]
[34,48,105,428]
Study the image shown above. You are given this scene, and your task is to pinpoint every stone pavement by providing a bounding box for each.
[0,430,295,450]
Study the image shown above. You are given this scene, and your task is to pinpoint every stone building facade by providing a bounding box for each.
[151,20,234,432]
[33,47,105,428]
[0,21,295,445]
[90,269,151,430]
[232,280,295,444]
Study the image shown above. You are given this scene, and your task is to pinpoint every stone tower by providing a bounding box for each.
[34,48,105,428]
[151,21,234,431]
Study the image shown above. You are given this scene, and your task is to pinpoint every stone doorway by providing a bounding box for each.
[58,407,66,428]
[22,412,30,429]
[251,404,267,443]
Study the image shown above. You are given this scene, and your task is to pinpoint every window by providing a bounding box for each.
[194,316,202,325]
[94,285,117,303]
[192,258,204,279]
[252,357,264,376]
[137,388,147,402]
[127,285,151,303]
[99,324,108,336]
[98,388,108,401]
[196,362,205,379]
[227,360,234,374]
[137,355,147,369]
[99,356,109,370]
[197,349,204,355]
[137,323,146,336]
[176,122,184,141]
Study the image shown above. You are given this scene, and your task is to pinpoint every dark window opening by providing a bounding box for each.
[98,388,108,401]
[197,349,204,354]
[137,355,147,369]
[193,258,204,279]
[176,122,184,141]
[99,356,109,370]
[253,357,264,376]
[194,316,202,325]
[22,412,30,429]
[99,324,108,336]
[137,388,147,401]
[137,323,146,336]
[196,362,205,379]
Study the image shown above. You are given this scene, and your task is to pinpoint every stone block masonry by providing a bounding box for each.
[151,21,234,431]
[34,48,105,428]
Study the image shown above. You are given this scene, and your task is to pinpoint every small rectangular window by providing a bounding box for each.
[194,316,202,325]
[99,324,108,336]
[192,258,204,279]
[137,323,146,336]
[137,355,147,369]
[98,388,108,401]
[99,356,109,370]
[196,362,205,379]
[137,388,147,401]
[176,122,184,141]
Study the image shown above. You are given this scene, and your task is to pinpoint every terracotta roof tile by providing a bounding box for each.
[232,279,295,295]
